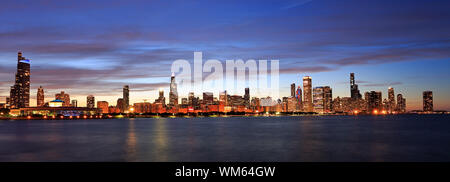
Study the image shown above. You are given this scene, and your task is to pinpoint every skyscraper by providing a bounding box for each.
[423,91,433,112]
[296,86,302,111]
[388,87,395,113]
[203,92,213,105]
[396,94,406,113]
[313,86,332,113]
[303,76,313,112]
[71,100,78,107]
[97,101,109,114]
[10,51,31,108]
[117,98,124,112]
[323,86,332,113]
[37,86,44,107]
[350,73,361,100]
[290,83,296,97]
[169,73,178,106]
[244,87,250,107]
[123,85,129,110]
[366,91,382,113]
[87,95,95,109]
[156,89,165,106]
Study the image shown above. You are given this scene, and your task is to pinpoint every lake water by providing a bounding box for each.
[0,115,449,162]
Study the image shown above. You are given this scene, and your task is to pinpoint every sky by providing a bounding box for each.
[0,0,449,110]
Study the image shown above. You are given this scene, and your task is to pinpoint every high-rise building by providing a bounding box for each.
[71,100,78,107]
[312,86,332,113]
[117,98,124,112]
[87,95,95,109]
[423,91,433,112]
[169,73,178,106]
[303,76,313,112]
[97,101,109,114]
[219,91,228,106]
[396,94,406,113]
[244,88,250,107]
[290,83,296,97]
[365,91,382,113]
[10,51,31,108]
[296,86,302,111]
[55,91,70,107]
[203,92,213,105]
[156,89,165,106]
[350,73,361,100]
[388,87,395,113]
[123,85,129,110]
[37,86,44,107]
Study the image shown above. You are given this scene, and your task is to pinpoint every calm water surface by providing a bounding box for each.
[0,115,449,162]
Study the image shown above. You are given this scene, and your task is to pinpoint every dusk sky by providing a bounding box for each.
[0,0,449,110]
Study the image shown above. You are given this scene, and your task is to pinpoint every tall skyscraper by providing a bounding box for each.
[10,51,31,108]
[303,76,313,112]
[350,73,361,100]
[312,86,332,113]
[423,91,433,112]
[296,86,302,110]
[123,85,129,110]
[388,87,396,113]
[55,91,70,107]
[290,83,296,97]
[219,91,228,106]
[396,94,406,113]
[169,73,178,106]
[244,88,250,107]
[203,92,213,105]
[87,95,95,109]
[156,89,165,106]
[97,101,109,114]
[117,98,124,112]
[37,86,44,107]
[366,91,382,113]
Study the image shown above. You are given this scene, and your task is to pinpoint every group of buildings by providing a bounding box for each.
[0,52,438,117]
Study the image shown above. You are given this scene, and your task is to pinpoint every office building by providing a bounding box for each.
[10,51,31,108]
[303,76,313,112]
[37,86,45,107]
[87,95,95,109]
[423,91,433,112]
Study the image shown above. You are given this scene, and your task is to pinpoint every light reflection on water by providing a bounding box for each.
[0,115,449,162]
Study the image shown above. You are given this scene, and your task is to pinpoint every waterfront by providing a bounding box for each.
[0,115,449,162]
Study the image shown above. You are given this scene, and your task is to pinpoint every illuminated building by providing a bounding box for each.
[397,94,406,113]
[423,91,433,112]
[134,102,152,113]
[303,76,313,112]
[155,89,165,106]
[49,99,63,107]
[203,92,213,105]
[37,86,44,107]
[365,91,382,113]
[169,73,178,106]
[117,98,124,113]
[286,96,297,112]
[71,100,78,107]
[219,91,228,106]
[181,98,188,105]
[87,95,95,109]
[55,91,71,107]
[296,86,302,111]
[97,101,109,114]
[350,73,361,100]
[313,87,324,113]
[123,85,129,110]
[230,95,244,106]
[244,88,250,108]
[388,87,396,113]
[291,83,296,97]
[10,51,30,108]
[323,86,332,113]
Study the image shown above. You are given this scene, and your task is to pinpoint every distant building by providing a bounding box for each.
[123,85,129,110]
[219,91,228,106]
[97,101,109,114]
[203,92,213,105]
[244,88,250,108]
[365,91,382,113]
[10,51,31,108]
[71,100,78,107]
[117,98,124,113]
[296,86,302,111]
[350,73,361,100]
[49,99,63,107]
[423,91,433,112]
[169,73,178,106]
[37,86,45,107]
[155,89,165,106]
[303,76,313,112]
[290,83,296,97]
[388,87,396,113]
[397,94,406,113]
[134,102,152,113]
[55,91,71,107]
[87,95,95,109]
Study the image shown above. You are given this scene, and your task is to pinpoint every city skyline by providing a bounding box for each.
[0,0,449,110]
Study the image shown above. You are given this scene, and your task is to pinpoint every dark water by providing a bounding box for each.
[0,115,449,162]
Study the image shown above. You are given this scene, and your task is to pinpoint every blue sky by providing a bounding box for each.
[0,0,449,110]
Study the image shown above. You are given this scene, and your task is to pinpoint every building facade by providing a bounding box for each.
[10,51,30,108]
